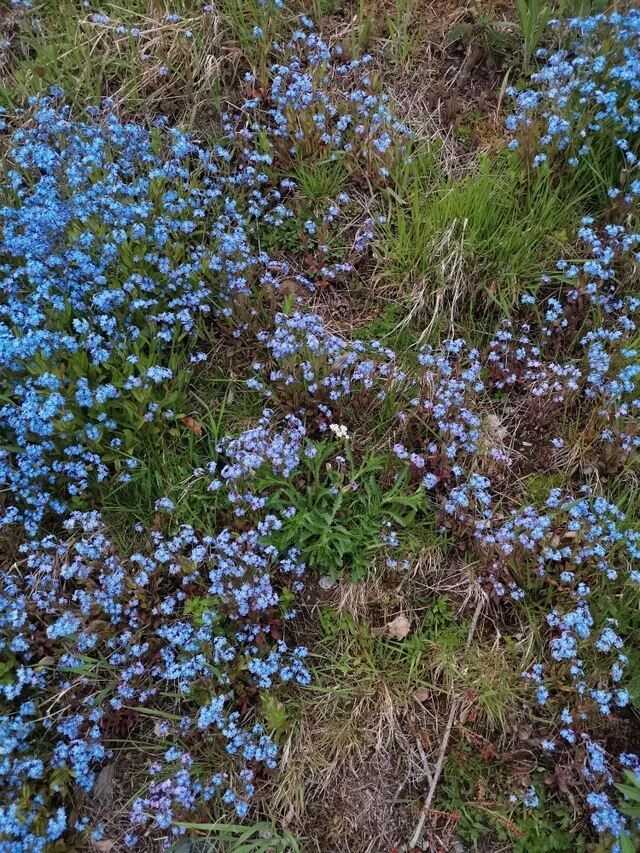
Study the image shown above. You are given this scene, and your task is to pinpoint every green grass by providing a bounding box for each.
[100,369,263,544]
[522,471,567,507]
[377,146,584,337]
[292,159,348,201]
[215,0,290,84]
[269,593,531,851]
[307,0,348,18]
[440,752,588,852]
[444,7,519,70]
[299,594,527,741]
[170,821,300,852]
[517,0,554,76]
[384,0,423,71]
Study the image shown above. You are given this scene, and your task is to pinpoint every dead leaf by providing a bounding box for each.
[484,413,508,442]
[182,416,203,437]
[282,803,296,828]
[93,763,116,802]
[278,278,306,297]
[90,841,116,853]
[383,614,411,640]
[413,687,431,702]
[544,766,573,794]
[517,724,532,741]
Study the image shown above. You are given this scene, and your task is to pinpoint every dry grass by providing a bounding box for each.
[81,7,235,123]
[262,539,531,852]
[267,686,426,851]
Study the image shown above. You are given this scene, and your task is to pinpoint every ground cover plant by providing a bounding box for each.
[1,1,640,851]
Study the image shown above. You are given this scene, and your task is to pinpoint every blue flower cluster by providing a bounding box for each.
[0,508,308,847]
[0,17,414,849]
[207,408,308,516]
[3,5,640,849]
[0,14,407,535]
[0,93,262,532]
[493,490,639,783]
[488,14,640,840]
[230,16,409,288]
[236,16,409,172]
[503,11,640,472]
[251,310,403,414]
[376,15,640,837]
[506,10,640,171]
[393,339,488,505]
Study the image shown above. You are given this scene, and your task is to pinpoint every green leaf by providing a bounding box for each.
[615,783,640,802]
[620,833,636,853]
[261,694,289,735]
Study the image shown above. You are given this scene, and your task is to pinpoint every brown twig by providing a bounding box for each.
[408,593,486,850]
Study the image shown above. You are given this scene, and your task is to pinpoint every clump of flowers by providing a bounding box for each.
[0,93,264,531]
[485,488,640,839]
[229,20,409,289]
[0,510,307,847]
[241,18,410,176]
[485,14,640,841]
[207,408,308,516]
[251,310,403,419]
[0,11,414,847]
[506,10,640,173]
[0,18,413,536]
[503,12,640,472]
[3,3,640,849]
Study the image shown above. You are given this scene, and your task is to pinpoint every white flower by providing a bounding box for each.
[329,423,349,441]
